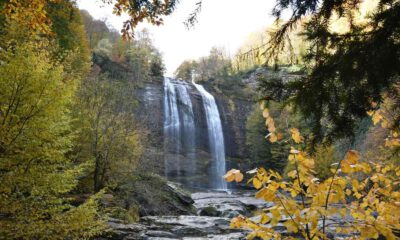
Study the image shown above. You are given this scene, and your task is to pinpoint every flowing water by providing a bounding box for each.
[163,78,181,178]
[175,82,196,184]
[164,78,227,190]
[163,77,227,190]
[192,81,227,190]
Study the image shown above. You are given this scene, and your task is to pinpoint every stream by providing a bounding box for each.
[104,190,272,240]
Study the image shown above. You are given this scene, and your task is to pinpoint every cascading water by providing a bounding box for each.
[163,77,227,190]
[163,78,197,185]
[163,78,181,178]
[175,83,196,184]
[192,81,227,190]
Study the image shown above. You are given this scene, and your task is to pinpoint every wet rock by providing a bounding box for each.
[198,206,219,216]
[102,191,277,239]
[192,191,272,218]
[107,222,146,232]
[166,182,194,205]
[173,226,208,237]
[202,232,248,239]
[144,230,177,238]
[102,189,359,239]
[116,174,196,217]
[223,210,241,218]
[140,215,235,237]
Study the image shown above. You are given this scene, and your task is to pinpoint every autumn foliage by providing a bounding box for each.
[225,104,400,240]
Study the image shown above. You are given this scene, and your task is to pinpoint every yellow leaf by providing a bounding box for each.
[265,117,274,128]
[290,128,303,143]
[230,216,246,228]
[339,208,347,217]
[255,187,268,199]
[260,213,271,224]
[235,171,244,182]
[262,108,269,118]
[283,221,298,233]
[269,133,278,143]
[290,189,298,197]
[276,132,283,140]
[253,177,263,189]
[224,169,243,182]
[263,190,276,202]
[346,150,359,164]
[360,226,379,239]
[345,189,352,196]
[270,208,281,226]
[341,161,351,174]
[377,225,396,240]
[259,101,266,110]
[268,123,276,133]
[372,111,383,125]
[224,169,235,182]
[287,170,297,179]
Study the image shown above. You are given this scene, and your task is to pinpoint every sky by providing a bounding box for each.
[77,0,279,76]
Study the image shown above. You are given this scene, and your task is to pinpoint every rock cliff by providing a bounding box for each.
[133,67,300,189]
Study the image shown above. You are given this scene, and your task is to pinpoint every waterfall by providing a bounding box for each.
[163,77,227,190]
[176,83,196,183]
[163,78,181,178]
[163,78,196,184]
[192,81,227,190]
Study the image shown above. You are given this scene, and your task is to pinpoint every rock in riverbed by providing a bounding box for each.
[99,190,270,239]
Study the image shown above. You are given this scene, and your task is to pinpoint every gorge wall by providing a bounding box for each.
[133,78,253,189]
[133,68,301,189]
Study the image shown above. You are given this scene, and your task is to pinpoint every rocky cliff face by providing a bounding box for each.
[133,80,165,175]
[133,79,253,188]
[134,68,300,188]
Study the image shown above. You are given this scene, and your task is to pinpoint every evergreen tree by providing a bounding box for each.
[246,107,274,169]
[258,0,400,141]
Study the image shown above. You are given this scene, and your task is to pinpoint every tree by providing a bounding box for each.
[309,144,339,180]
[0,2,106,238]
[233,22,308,73]
[175,47,232,83]
[150,52,165,78]
[0,0,180,39]
[46,0,91,78]
[125,29,165,81]
[196,47,232,82]
[74,72,143,192]
[246,106,276,171]
[225,104,400,240]
[0,43,104,239]
[258,0,400,142]
[103,0,178,38]
[80,10,110,49]
[174,60,198,81]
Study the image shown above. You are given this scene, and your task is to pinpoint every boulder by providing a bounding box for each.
[198,206,220,217]
[166,182,194,205]
[115,173,196,217]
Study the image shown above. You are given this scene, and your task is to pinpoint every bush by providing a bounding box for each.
[225,104,400,240]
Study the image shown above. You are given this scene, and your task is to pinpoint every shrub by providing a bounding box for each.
[224,104,400,240]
